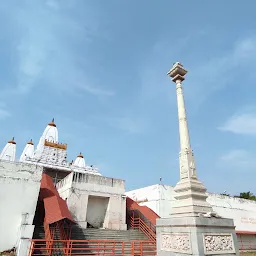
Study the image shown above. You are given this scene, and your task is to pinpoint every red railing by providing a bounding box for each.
[128,210,156,241]
[28,239,156,256]
[43,221,54,255]
[237,234,256,251]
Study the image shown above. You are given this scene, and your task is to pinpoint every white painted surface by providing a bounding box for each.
[35,120,58,153]
[86,196,109,228]
[73,154,86,168]
[20,141,34,162]
[126,184,256,233]
[0,160,43,253]
[58,172,127,230]
[0,139,16,162]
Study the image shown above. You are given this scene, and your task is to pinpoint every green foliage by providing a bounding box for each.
[220,193,230,196]
[236,191,256,201]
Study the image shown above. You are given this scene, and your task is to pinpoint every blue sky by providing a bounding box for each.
[0,0,256,195]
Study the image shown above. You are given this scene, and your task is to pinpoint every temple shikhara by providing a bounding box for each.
[1,118,101,179]
[0,63,256,256]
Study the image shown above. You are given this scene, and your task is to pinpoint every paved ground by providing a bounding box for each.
[241,252,256,256]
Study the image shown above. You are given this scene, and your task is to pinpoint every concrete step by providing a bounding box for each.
[70,226,149,241]
[33,226,45,239]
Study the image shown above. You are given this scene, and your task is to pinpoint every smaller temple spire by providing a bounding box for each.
[20,138,35,162]
[0,137,17,161]
[73,152,86,168]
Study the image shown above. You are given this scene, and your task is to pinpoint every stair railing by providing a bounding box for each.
[128,209,156,241]
[28,239,156,256]
[44,220,54,255]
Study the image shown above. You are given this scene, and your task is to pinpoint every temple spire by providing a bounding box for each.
[20,139,35,162]
[73,152,86,168]
[167,62,213,217]
[34,119,59,155]
[0,137,17,161]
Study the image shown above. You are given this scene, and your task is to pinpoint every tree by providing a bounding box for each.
[220,193,230,196]
[237,191,256,201]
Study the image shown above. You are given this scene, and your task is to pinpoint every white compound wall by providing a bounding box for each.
[0,160,43,255]
[126,184,256,250]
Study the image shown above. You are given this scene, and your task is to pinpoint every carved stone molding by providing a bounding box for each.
[161,233,192,254]
[203,233,235,255]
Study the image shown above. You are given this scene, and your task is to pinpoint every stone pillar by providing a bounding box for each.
[167,62,213,217]
[156,62,240,256]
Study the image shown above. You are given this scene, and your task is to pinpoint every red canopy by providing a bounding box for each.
[40,173,74,225]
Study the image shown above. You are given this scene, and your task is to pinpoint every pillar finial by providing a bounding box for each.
[167,62,188,83]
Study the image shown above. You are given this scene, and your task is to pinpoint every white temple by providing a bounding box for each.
[0,119,101,177]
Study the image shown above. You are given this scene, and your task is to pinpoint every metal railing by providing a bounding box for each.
[128,210,156,241]
[28,239,156,256]
[237,234,256,251]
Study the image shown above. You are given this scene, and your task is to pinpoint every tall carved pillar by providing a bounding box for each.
[155,62,240,256]
[167,62,213,217]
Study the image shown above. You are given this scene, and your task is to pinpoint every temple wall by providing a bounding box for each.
[57,172,127,230]
[0,160,43,255]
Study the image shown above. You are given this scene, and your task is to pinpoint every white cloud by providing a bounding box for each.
[77,83,115,97]
[3,1,113,97]
[138,34,256,108]
[106,116,146,134]
[219,112,256,135]
[220,149,256,169]
[187,36,256,102]
[0,103,11,119]
[0,108,11,120]
[45,0,59,10]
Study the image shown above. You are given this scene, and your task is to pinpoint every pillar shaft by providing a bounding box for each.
[176,80,191,150]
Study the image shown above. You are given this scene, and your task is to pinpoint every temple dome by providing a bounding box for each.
[73,152,86,168]
[20,139,35,162]
[0,137,16,161]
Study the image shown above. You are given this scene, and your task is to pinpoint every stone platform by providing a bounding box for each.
[156,216,240,256]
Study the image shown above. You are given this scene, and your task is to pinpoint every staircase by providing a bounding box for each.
[30,195,158,255]
[33,226,45,239]
[70,225,149,241]
[31,224,156,255]
[69,225,155,255]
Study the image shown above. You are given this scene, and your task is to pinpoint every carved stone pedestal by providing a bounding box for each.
[156,216,240,256]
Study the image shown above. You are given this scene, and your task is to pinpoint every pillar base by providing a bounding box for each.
[156,216,240,256]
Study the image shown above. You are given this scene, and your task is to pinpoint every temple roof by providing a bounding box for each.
[0,119,101,175]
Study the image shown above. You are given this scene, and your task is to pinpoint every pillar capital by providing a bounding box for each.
[167,62,187,83]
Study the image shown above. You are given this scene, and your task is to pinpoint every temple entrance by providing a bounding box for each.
[86,196,109,228]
